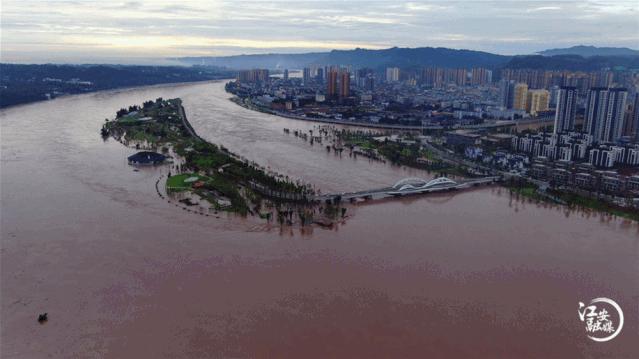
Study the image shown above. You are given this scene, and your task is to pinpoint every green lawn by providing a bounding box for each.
[127,129,156,143]
[516,186,538,197]
[117,114,141,124]
[166,172,249,214]
[166,173,203,191]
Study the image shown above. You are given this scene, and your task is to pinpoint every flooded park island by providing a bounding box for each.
[101,97,353,227]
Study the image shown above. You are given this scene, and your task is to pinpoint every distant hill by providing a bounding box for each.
[502,54,639,71]
[538,45,639,57]
[322,47,510,69]
[176,52,327,71]
[0,64,233,108]
[177,47,511,70]
[178,46,639,72]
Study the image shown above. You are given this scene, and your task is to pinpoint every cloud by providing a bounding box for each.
[318,15,401,25]
[1,0,638,63]
[526,6,561,12]
[404,2,449,12]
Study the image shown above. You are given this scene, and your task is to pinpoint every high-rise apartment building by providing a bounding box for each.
[356,68,374,88]
[470,68,492,86]
[500,69,614,92]
[455,68,468,86]
[499,81,528,110]
[237,69,269,84]
[526,89,550,115]
[584,87,628,143]
[316,68,324,82]
[302,67,311,84]
[386,67,400,83]
[512,83,528,110]
[554,86,578,134]
[327,70,338,98]
[421,67,446,88]
[325,69,350,99]
[339,71,350,98]
[499,79,514,109]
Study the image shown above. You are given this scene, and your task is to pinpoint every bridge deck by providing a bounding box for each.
[315,176,500,202]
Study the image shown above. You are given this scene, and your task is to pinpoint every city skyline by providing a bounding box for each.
[1,0,638,64]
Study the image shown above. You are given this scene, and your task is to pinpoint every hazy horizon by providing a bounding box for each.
[1,0,638,65]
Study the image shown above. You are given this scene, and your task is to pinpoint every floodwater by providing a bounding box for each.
[1,81,638,358]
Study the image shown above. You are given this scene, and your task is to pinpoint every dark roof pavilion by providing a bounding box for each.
[127,151,166,165]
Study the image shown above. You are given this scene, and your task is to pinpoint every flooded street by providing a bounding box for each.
[2,81,638,358]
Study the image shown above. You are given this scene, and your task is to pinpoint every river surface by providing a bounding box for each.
[1,81,638,358]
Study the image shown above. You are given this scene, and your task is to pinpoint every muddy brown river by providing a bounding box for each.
[1,81,638,358]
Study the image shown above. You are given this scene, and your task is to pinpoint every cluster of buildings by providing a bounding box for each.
[498,68,639,124]
[500,69,616,93]
[298,65,494,91]
[326,68,351,99]
[387,67,493,87]
[300,65,494,89]
[499,81,550,115]
[237,69,270,84]
[511,132,639,167]
[554,86,638,143]
[231,64,639,201]
[528,160,639,195]
[583,87,632,142]
[444,129,639,195]
[231,65,639,142]
[229,65,505,127]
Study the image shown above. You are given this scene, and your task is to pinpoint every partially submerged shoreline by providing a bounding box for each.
[101,97,350,227]
[507,181,639,222]
[228,95,428,131]
[227,89,639,222]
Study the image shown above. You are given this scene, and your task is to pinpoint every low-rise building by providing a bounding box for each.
[574,172,596,190]
[530,163,548,179]
[446,130,481,146]
[550,168,571,186]
[627,176,639,191]
[600,175,624,193]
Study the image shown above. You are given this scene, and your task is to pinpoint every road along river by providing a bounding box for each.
[2,80,638,358]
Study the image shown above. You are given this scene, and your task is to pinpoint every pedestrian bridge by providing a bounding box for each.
[315,176,500,202]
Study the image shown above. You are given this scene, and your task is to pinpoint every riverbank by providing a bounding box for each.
[1,79,229,111]
[283,123,639,222]
[229,96,427,131]
[507,181,639,222]
[227,91,539,132]
[0,62,234,109]
[283,125,473,178]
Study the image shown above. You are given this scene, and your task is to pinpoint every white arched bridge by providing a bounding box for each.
[315,176,500,202]
[391,177,459,193]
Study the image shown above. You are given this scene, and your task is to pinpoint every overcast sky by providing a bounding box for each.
[1,0,638,64]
